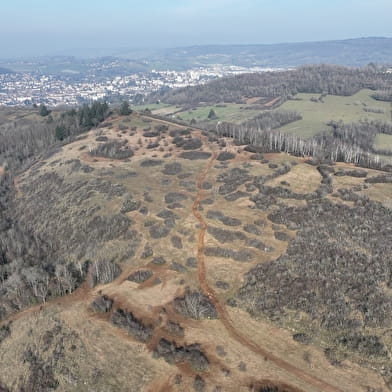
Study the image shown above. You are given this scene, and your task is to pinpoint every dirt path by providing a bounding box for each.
[192,153,344,392]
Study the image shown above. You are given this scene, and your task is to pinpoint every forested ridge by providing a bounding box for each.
[152,64,392,105]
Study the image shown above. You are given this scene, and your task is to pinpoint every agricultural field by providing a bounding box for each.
[174,104,262,125]
[276,89,392,138]
[374,133,392,153]
[136,103,264,126]
[139,89,392,144]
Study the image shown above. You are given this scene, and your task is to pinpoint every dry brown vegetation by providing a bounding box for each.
[0,110,390,392]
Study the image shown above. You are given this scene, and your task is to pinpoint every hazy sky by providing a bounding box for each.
[1,0,391,57]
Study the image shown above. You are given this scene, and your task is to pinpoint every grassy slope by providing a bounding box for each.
[374,133,392,152]
[275,89,392,138]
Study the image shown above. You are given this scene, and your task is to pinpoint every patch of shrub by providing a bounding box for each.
[179,180,196,191]
[153,256,166,265]
[179,151,212,160]
[365,174,392,184]
[154,338,209,371]
[206,210,242,226]
[201,181,213,190]
[186,257,198,268]
[170,262,187,272]
[167,202,184,209]
[111,308,153,342]
[243,224,262,235]
[250,153,265,160]
[140,159,163,167]
[157,209,179,220]
[95,136,108,142]
[143,131,159,137]
[274,232,291,241]
[162,162,182,175]
[165,192,188,204]
[90,140,133,159]
[224,191,249,201]
[127,269,153,283]
[169,128,190,137]
[166,321,184,336]
[292,333,311,345]
[205,247,254,262]
[193,375,206,392]
[335,169,368,178]
[182,138,203,150]
[217,151,235,161]
[174,291,218,319]
[91,295,113,313]
[121,197,141,213]
[207,226,247,243]
[147,142,160,149]
[217,168,252,195]
[0,324,11,344]
[244,145,264,153]
[178,172,192,179]
[149,224,171,239]
[171,235,183,249]
[215,281,230,290]
[139,206,148,215]
[337,333,388,357]
[246,238,269,251]
[250,193,277,210]
[254,219,266,227]
[141,244,153,259]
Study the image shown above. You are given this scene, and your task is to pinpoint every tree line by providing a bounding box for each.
[216,119,392,170]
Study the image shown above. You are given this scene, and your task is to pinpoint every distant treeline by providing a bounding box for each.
[152,65,392,105]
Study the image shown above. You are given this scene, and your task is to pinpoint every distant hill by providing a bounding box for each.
[144,37,392,69]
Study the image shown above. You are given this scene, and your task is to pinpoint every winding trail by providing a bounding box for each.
[191,152,344,392]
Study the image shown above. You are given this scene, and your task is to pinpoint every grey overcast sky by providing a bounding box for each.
[1,0,391,57]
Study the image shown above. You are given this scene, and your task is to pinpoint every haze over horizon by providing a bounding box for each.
[1,0,392,58]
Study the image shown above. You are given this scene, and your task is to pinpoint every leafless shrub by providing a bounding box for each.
[207,226,247,243]
[165,192,188,204]
[149,224,171,239]
[217,151,235,161]
[140,159,163,167]
[193,375,206,392]
[162,162,182,175]
[174,291,218,319]
[90,140,133,159]
[171,235,183,249]
[154,338,209,371]
[205,247,254,262]
[111,309,153,342]
[179,151,211,160]
[243,224,262,235]
[127,270,153,283]
[91,295,113,313]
